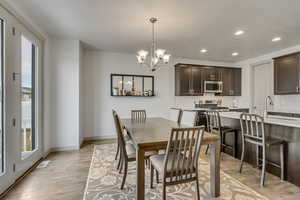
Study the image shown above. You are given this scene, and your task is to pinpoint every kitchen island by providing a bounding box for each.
[170,106,249,126]
[220,112,300,187]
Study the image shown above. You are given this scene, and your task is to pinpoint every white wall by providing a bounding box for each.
[236,44,300,113]
[79,41,84,146]
[48,38,81,150]
[81,51,237,139]
[42,38,52,155]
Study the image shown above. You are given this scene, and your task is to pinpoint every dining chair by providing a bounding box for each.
[170,108,183,124]
[112,110,157,189]
[180,110,197,126]
[149,126,205,200]
[131,109,146,121]
[205,111,238,158]
[239,113,285,186]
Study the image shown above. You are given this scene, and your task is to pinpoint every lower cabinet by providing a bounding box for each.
[175,63,241,96]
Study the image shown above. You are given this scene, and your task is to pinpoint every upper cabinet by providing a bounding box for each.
[217,67,241,96]
[175,64,204,96]
[203,67,220,81]
[274,53,300,95]
[175,64,242,96]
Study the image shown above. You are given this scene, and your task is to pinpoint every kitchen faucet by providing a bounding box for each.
[264,96,274,118]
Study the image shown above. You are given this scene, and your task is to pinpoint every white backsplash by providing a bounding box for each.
[174,94,238,108]
[273,95,300,113]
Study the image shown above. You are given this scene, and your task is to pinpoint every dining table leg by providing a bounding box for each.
[136,146,145,200]
[210,139,221,197]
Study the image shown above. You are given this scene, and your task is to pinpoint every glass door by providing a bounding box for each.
[0,14,14,194]
[14,31,41,177]
[0,5,42,193]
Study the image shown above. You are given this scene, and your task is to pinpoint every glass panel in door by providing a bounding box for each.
[21,36,36,158]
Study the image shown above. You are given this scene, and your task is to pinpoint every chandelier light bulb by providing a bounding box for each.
[163,54,171,64]
[137,50,148,59]
[136,55,144,64]
[155,49,166,59]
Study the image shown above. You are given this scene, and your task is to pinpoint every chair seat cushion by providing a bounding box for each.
[126,143,157,160]
[150,153,196,174]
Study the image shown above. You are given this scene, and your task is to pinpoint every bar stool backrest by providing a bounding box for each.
[205,111,221,132]
[240,113,265,144]
[112,110,128,160]
[164,126,205,183]
[131,109,146,121]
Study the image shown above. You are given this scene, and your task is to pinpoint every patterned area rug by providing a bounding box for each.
[83,144,268,200]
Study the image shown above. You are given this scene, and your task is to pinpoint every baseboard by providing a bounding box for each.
[43,149,52,158]
[80,139,85,148]
[50,145,80,152]
[84,135,116,141]
[45,135,116,153]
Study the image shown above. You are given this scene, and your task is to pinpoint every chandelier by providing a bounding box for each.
[136,17,171,71]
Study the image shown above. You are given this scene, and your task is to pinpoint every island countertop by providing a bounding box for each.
[220,112,300,129]
[170,106,249,112]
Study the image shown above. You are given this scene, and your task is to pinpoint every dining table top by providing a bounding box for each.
[122,117,220,148]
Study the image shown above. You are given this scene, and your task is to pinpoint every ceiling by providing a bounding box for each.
[8,0,300,62]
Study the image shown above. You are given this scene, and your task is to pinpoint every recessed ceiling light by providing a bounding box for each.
[200,49,207,53]
[272,37,281,42]
[232,52,239,56]
[234,30,244,36]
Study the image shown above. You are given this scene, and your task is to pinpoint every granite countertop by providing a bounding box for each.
[220,112,300,129]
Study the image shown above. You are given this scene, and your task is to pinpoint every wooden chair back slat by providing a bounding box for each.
[164,126,204,184]
[131,109,146,121]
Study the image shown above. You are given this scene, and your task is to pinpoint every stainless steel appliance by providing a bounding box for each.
[204,81,223,93]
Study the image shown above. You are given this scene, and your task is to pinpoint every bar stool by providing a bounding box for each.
[205,111,238,158]
[239,113,285,186]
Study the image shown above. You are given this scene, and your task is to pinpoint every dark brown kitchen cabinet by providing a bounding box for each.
[216,68,241,96]
[175,64,204,96]
[233,68,242,95]
[204,67,220,81]
[175,63,241,96]
[274,53,300,95]
[191,67,204,94]
[175,65,191,95]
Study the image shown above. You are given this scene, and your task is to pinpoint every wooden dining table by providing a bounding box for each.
[122,117,221,200]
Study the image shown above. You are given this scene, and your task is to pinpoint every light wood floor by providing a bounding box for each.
[2,140,300,200]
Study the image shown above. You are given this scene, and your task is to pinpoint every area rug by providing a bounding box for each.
[83,144,268,200]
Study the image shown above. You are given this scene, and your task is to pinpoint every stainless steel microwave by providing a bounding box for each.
[204,81,223,93]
